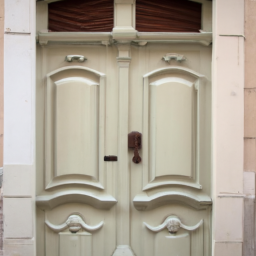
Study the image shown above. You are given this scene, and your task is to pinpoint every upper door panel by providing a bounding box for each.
[45,67,106,190]
[149,78,196,178]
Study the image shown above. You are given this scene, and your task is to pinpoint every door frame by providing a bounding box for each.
[3,0,244,255]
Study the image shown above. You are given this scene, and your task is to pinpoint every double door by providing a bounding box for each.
[36,40,212,256]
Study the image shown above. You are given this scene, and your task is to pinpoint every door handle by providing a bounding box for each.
[128,131,142,164]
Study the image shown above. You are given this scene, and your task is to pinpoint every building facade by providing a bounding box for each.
[1,0,251,255]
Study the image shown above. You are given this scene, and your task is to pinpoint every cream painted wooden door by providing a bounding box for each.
[36,42,212,256]
[36,3,212,256]
[36,44,120,256]
[129,43,212,256]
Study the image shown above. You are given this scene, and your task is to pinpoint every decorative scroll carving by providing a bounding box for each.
[45,214,104,233]
[162,53,186,63]
[144,215,203,234]
[65,55,87,62]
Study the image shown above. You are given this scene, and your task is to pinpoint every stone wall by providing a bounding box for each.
[244,0,256,255]
[0,0,3,255]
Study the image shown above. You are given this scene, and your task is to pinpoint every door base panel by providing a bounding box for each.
[112,245,135,256]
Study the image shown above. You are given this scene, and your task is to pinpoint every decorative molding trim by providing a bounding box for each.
[45,214,104,233]
[215,241,244,243]
[219,34,245,38]
[144,215,203,234]
[143,180,202,191]
[116,57,131,61]
[38,32,112,45]
[45,174,104,190]
[37,32,212,46]
[218,193,245,198]
[131,41,147,46]
[143,66,207,79]
[162,53,186,63]
[150,77,193,87]
[36,191,117,210]
[112,26,137,40]
[46,65,105,78]
[65,55,87,63]
[55,77,98,86]
[135,32,212,46]
[133,191,212,211]
[111,42,135,255]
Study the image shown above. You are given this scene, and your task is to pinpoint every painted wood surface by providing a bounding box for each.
[35,41,212,256]
[35,1,212,256]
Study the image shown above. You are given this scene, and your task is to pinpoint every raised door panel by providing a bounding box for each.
[55,78,99,178]
[150,79,196,179]
[155,233,190,256]
[134,205,210,256]
[142,68,204,192]
[45,67,106,191]
[41,203,116,256]
[59,232,92,256]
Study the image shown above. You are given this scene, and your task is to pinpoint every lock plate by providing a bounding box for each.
[128,132,142,149]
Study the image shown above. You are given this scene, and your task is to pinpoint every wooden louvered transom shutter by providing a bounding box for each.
[48,0,113,32]
[136,0,202,32]
[48,0,201,33]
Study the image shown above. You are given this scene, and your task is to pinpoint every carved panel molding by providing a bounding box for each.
[144,215,203,234]
[45,213,101,256]
[133,191,212,211]
[142,66,208,192]
[143,215,205,256]
[44,66,106,191]
[36,66,117,211]
[162,53,186,63]
[46,214,104,233]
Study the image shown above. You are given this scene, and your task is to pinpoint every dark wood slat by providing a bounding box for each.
[48,0,113,32]
[136,0,202,32]
[49,0,202,33]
